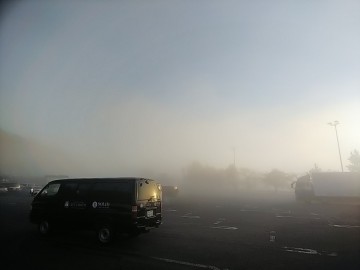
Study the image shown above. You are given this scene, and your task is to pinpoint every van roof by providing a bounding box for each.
[48,177,155,184]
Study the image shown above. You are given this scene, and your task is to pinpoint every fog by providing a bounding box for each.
[1,1,359,186]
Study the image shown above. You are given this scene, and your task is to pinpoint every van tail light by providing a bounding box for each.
[132,205,137,219]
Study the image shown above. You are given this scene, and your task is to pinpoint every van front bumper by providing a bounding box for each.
[135,215,162,229]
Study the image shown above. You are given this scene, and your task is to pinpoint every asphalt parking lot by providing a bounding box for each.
[0,191,359,270]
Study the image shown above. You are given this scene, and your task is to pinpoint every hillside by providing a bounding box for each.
[0,129,76,177]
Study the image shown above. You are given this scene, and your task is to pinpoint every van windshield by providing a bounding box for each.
[137,180,160,201]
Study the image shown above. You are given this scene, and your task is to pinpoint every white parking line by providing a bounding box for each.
[182,212,200,219]
[283,247,320,255]
[211,226,238,230]
[282,246,338,257]
[151,256,223,270]
[213,218,226,225]
[329,224,360,228]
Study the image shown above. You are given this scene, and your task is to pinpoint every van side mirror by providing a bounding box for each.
[30,190,38,196]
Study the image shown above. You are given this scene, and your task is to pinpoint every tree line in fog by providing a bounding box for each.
[183,162,295,192]
[182,149,360,194]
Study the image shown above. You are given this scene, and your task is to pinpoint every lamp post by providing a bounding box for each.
[232,147,236,167]
[328,121,344,172]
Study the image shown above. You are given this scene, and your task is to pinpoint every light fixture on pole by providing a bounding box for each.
[328,120,344,172]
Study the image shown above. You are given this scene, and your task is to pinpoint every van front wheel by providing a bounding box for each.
[97,224,114,244]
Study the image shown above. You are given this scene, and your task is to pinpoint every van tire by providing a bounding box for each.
[38,219,51,236]
[97,224,114,244]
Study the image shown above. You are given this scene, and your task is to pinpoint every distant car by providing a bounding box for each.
[0,182,21,192]
[292,172,360,202]
[162,185,179,198]
[7,184,21,192]
[0,187,8,193]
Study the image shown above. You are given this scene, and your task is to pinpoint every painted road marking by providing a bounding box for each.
[213,218,226,225]
[329,224,360,228]
[211,226,238,230]
[151,256,222,270]
[182,212,200,219]
[282,246,338,256]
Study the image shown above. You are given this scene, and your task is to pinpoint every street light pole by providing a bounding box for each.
[328,121,344,172]
[232,147,236,167]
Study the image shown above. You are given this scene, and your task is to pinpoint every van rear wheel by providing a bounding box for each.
[97,224,114,244]
[38,219,51,236]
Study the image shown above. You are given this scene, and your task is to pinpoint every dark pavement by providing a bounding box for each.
[0,191,359,270]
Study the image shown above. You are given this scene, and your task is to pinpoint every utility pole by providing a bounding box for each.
[232,147,236,167]
[328,121,344,172]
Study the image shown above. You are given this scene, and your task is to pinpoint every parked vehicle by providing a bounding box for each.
[0,182,21,192]
[162,185,179,198]
[292,172,360,203]
[29,177,162,243]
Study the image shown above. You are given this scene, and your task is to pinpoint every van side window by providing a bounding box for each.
[93,182,131,203]
[40,183,61,197]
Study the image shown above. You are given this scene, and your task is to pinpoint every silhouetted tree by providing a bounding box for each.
[185,162,220,187]
[347,150,360,172]
[238,168,260,189]
[263,169,293,191]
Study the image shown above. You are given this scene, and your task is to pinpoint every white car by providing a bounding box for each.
[7,184,21,192]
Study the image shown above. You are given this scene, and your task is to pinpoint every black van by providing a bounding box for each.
[29,177,162,243]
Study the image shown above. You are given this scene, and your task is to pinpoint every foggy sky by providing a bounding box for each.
[1,0,359,177]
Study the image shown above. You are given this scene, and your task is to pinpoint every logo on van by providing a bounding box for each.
[92,201,110,208]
